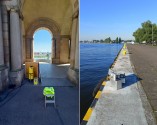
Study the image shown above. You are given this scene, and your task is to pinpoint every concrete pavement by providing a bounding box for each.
[0,63,79,125]
[39,63,74,87]
[127,44,157,121]
[86,47,156,125]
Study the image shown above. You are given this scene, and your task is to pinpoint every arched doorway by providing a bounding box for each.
[33,28,52,63]
[25,18,61,64]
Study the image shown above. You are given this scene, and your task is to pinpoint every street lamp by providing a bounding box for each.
[152,24,154,45]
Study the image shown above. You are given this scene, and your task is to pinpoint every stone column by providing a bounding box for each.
[67,15,79,84]
[10,9,22,71]
[9,8,24,85]
[56,36,60,59]
[69,17,78,68]
[25,37,33,62]
[52,36,60,63]
[22,35,25,63]
[19,19,24,64]
[0,4,9,91]
[1,4,10,68]
[74,21,79,70]
[52,38,56,59]
[60,36,70,63]
[31,38,34,59]
[0,6,4,66]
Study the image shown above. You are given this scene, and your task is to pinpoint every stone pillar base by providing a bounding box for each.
[60,59,70,64]
[25,59,34,62]
[52,58,60,64]
[67,67,79,85]
[0,66,9,92]
[9,68,24,86]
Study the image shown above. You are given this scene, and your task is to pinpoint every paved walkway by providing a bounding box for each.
[0,63,79,125]
[39,63,74,87]
[87,47,156,125]
[127,44,157,120]
[39,63,69,79]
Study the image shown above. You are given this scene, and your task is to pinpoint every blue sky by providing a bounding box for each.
[34,30,52,52]
[80,0,157,41]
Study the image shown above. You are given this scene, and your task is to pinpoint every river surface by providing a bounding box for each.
[80,43,123,120]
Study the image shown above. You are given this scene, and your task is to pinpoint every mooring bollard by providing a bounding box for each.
[124,43,126,49]
[120,73,125,84]
[122,49,126,56]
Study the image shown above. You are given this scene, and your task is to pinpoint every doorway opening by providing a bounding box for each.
[33,28,53,63]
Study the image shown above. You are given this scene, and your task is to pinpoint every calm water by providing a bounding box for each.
[80,43,123,120]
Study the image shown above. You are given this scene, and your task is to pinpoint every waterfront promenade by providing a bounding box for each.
[127,44,157,121]
[83,46,156,125]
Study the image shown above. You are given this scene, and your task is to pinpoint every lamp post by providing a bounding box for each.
[152,24,153,45]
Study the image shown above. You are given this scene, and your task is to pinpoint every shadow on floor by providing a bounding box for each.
[41,78,75,87]
[39,63,69,78]
[122,74,142,88]
[0,80,79,125]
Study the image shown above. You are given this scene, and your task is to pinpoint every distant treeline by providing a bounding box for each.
[133,20,157,44]
[80,37,133,44]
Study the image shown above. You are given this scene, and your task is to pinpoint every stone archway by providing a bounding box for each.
[25,17,61,63]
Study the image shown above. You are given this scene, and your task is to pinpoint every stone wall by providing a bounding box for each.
[0,0,79,92]
[0,67,9,92]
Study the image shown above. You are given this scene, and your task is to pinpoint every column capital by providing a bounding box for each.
[72,9,79,20]
[53,35,61,40]
[60,35,70,39]
[52,38,56,40]
[10,7,24,20]
[26,36,33,41]
[19,11,24,20]
[10,8,18,13]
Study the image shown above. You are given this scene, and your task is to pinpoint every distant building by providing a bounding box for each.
[142,41,146,44]
[127,41,135,44]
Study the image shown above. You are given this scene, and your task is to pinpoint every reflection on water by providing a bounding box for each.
[80,43,123,121]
